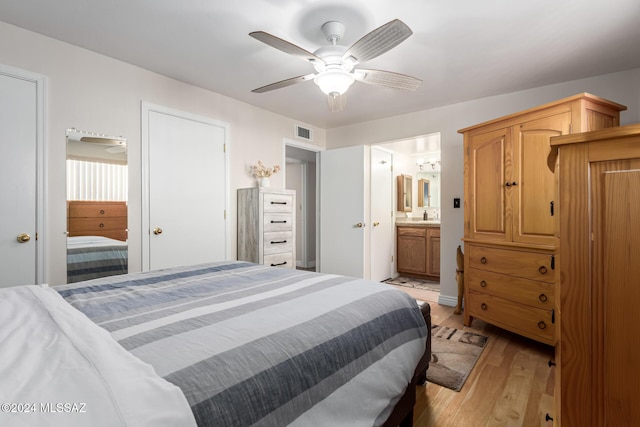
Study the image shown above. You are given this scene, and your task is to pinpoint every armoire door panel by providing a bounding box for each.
[468,128,510,241]
[602,169,640,426]
[514,112,569,245]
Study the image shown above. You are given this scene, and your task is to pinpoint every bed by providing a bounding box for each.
[66,200,128,283]
[66,235,128,283]
[1,261,430,426]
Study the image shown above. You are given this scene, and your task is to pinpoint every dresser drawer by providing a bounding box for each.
[468,245,556,283]
[263,193,294,213]
[263,213,293,232]
[68,217,127,232]
[467,290,554,344]
[264,252,293,269]
[397,226,426,237]
[263,231,293,255]
[68,202,127,218]
[467,268,554,310]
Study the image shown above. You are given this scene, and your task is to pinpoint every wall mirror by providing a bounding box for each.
[417,171,440,208]
[66,129,128,283]
[397,174,412,211]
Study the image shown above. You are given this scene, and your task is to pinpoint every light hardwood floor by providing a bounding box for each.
[389,285,556,427]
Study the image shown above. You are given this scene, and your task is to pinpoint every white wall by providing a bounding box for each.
[326,69,640,306]
[0,21,326,285]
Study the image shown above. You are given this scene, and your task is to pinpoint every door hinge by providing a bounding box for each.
[223,143,226,153]
[224,210,226,219]
[391,255,394,262]
[550,201,555,216]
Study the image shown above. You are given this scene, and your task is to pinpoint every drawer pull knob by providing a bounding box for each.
[271,240,287,244]
[270,261,287,267]
[480,280,487,288]
[545,414,554,422]
[100,209,105,215]
[538,266,548,275]
[539,293,548,303]
[270,220,287,224]
[548,359,556,367]
[480,303,487,310]
[99,223,105,228]
[270,201,287,205]
[538,321,547,330]
[480,257,487,264]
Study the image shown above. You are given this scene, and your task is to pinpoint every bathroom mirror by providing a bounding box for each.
[66,128,128,283]
[417,171,440,208]
[397,174,412,212]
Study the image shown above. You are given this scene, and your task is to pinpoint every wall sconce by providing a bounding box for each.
[416,158,425,170]
[428,158,441,169]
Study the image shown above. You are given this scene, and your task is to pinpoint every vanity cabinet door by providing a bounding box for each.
[397,227,427,274]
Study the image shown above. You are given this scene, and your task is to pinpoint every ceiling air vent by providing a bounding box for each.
[295,125,313,141]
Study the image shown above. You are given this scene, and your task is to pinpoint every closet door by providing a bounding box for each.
[142,103,229,271]
[320,146,367,278]
[0,67,44,287]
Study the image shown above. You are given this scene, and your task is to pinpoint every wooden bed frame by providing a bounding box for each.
[383,302,431,427]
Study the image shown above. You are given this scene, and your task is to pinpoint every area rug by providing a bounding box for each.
[384,276,440,292]
[427,324,488,392]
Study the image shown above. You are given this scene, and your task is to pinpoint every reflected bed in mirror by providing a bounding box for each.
[66,129,128,283]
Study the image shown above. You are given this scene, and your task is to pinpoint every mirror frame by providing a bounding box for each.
[397,174,412,212]
[418,178,430,207]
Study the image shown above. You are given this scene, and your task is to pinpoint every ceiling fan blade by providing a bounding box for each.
[354,69,422,91]
[342,19,412,65]
[250,31,323,64]
[251,74,316,93]
[328,93,346,112]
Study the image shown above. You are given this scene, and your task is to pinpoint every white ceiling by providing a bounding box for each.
[1,0,639,129]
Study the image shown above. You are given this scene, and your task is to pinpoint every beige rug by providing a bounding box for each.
[384,276,440,292]
[427,324,488,392]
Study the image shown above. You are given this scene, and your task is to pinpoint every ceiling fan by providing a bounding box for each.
[250,19,422,112]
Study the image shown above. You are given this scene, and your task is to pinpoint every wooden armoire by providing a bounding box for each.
[551,124,640,426]
[459,93,626,346]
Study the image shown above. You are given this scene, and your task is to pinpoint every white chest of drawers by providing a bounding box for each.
[237,187,296,269]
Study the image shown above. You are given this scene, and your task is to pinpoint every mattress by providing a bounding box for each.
[57,261,428,426]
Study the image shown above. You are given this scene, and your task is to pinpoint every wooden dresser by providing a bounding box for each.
[67,200,128,241]
[459,93,625,346]
[237,188,296,269]
[551,124,640,426]
[396,223,440,280]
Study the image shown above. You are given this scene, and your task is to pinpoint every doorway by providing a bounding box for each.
[284,140,319,271]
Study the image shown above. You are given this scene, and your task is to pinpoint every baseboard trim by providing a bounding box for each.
[438,294,458,307]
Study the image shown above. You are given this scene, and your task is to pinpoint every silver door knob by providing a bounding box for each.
[153,227,163,235]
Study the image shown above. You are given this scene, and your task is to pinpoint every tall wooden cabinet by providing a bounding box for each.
[459,93,625,345]
[551,124,640,426]
[237,188,296,269]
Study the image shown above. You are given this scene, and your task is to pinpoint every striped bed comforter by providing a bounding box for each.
[57,261,428,426]
[67,236,128,283]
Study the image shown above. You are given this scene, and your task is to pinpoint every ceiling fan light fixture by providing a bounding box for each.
[314,68,354,96]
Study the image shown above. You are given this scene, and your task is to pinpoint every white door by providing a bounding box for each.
[0,68,44,287]
[320,146,368,278]
[370,147,393,281]
[143,105,228,271]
